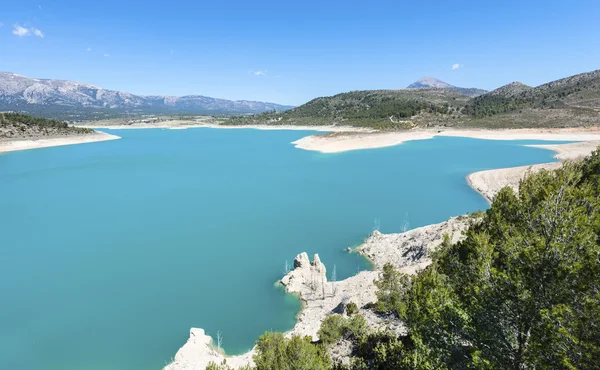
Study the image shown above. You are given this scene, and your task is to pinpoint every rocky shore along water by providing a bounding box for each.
[164,137,599,370]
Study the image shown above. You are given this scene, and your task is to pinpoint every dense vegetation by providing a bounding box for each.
[364,150,600,369]
[209,147,600,369]
[464,69,600,118]
[226,89,470,130]
[1,112,71,129]
[0,112,93,137]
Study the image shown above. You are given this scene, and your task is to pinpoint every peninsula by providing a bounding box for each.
[0,113,120,153]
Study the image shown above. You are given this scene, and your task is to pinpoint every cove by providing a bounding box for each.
[0,128,569,370]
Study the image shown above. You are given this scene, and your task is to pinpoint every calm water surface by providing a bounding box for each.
[0,128,568,370]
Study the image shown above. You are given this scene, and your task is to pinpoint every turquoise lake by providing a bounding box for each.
[0,128,569,370]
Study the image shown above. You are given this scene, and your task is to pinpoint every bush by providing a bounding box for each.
[345,302,358,316]
[346,315,367,341]
[318,315,347,345]
[318,313,369,346]
[206,360,233,370]
[254,332,330,370]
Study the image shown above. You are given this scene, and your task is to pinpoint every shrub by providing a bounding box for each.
[318,315,347,345]
[254,332,330,370]
[345,302,358,316]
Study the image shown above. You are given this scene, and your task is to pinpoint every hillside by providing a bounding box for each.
[407,76,488,97]
[0,72,294,120]
[227,89,471,129]
[464,69,600,119]
[0,112,93,140]
[227,69,600,130]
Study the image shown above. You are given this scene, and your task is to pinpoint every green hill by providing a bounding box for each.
[0,112,93,139]
[226,69,600,130]
[227,89,471,130]
[464,69,600,118]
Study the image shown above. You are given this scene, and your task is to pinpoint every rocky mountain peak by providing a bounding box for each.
[408,76,453,89]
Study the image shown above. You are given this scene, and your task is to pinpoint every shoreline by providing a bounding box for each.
[164,137,600,369]
[0,131,121,154]
[77,122,372,133]
[78,123,600,155]
[82,122,600,153]
[290,127,600,153]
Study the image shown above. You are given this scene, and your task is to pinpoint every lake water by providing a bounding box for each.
[0,128,568,370]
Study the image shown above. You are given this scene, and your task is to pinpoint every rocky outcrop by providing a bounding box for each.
[164,328,254,370]
[280,252,327,296]
[358,216,473,270]
[164,222,472,370]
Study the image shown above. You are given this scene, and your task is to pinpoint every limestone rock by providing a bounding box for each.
[281,253,328,295]
[293,252,310,269]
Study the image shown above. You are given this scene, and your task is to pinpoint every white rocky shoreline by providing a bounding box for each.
[0,130,121,153]
[164,138,599,370]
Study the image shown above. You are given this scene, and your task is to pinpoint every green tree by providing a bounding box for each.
[254,332,330,370]
[368,155,600,369]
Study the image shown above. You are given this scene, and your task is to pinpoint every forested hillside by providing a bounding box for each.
[227,89,470,130]
[464,69,600,118]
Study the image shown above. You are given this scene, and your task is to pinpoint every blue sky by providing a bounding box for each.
[1,0,599,106]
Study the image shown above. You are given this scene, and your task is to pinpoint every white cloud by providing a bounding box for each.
[253,70,267,76]
[0,23,4,28]
[33,28,44,38]
[38,5,43,10]
[12,24,44,37]
[12,25,30,37]
[452,63,462,70]
[103,53,109,57]
[87,47,92,52]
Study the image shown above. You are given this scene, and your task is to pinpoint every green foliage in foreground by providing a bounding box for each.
[318,314,368,345]
[373,148,600,369]
[254,332,330,370]
[206,147,600,369]
[207,332,330,370]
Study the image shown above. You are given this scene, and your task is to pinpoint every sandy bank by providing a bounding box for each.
[291,127,600,154]
[467,163,562,203]
[292,131,434,153]
[437,127,600,142]
[0,131,121,153]
[467,140,599,202]
[526,140,600,160]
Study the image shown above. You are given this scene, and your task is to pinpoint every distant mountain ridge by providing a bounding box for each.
[407,76,488,97]
[0,72,294,117]
[229,68,600,129]
[465,69,600,117]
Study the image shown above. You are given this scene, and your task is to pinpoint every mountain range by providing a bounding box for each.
[3,69,598,130]
[0,72,294,118]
